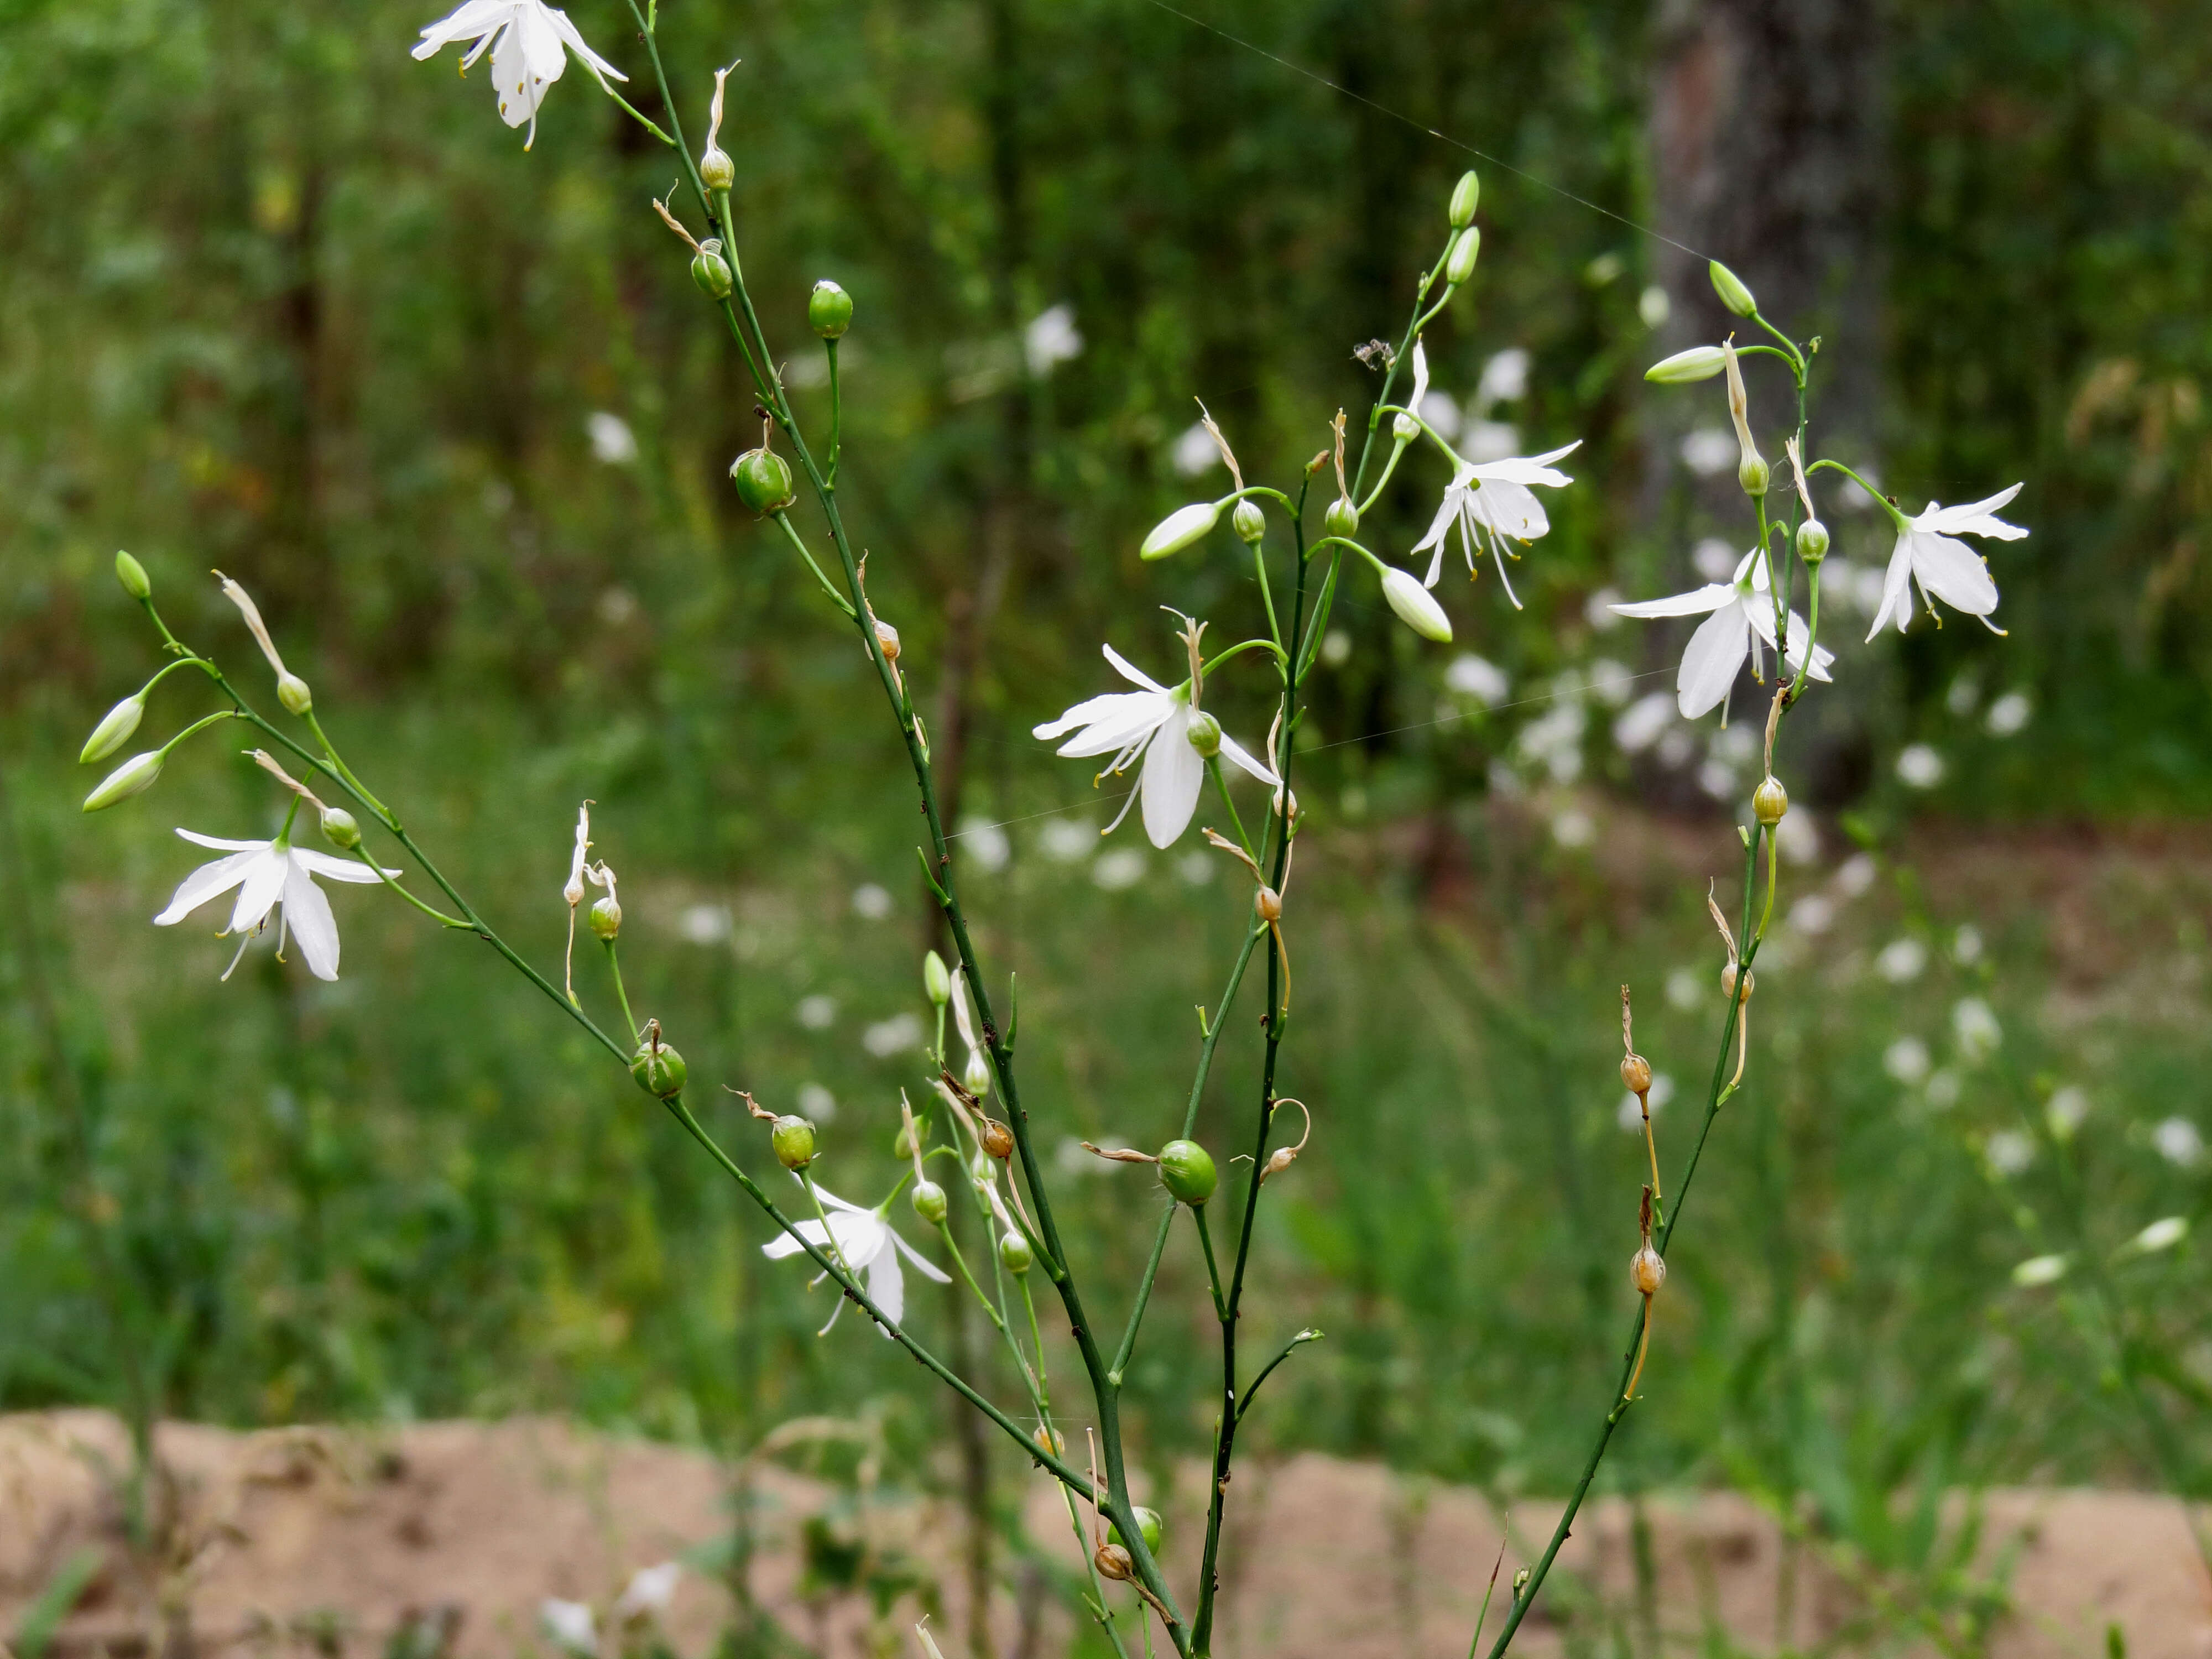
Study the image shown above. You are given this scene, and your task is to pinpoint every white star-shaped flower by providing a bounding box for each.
[1867,486,2027,639]
[1032,644,1276,848]
[763,1181,950,1332]
[413,0,626,147]
[154,829,398,982]
[1611,548,1833,719]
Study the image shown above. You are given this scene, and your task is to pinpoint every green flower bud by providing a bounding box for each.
[1448,170,1480,229]
[1232,499,1266,545]
[963,1045,994,1099]
[114,550,151,600]
[276,672,313,715]
[808,279,854,340]
[588,895,623,940]
[630,1040,688,1098]
[998,1229,1033,1275]
[1752,776,1788,827]
[691,239,734,300]
[319,806,362,851]
[1324,497,1359,540]
[729,447,796,515]
[1444,226,1480,287]
[1739,454,1771,498]
[911,1178,947,1225]
[1381,568,1452,643]
[699,147,735,191]
[82,750,161,812]
[1796,518,1830,563]
[1140,502,1220,561]
[1708,260,1757,318]
[924,949,951,1006]
[80,694,146,765]
[1185,710,1222,759]
[771,1114,817,1170]
[1157,1139,1217,1206]
[1644,346,1728,384]
[1108,1507,1165,1557]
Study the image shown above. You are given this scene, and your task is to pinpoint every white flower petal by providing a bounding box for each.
[867,1239,906,1327]
[227,848,290,936]
[541,2,625,80]
[1467,440,1580,489]
[283,855,343,981]
[1908,530,2001,617]
[1139,706,1204,848]
[178,828,270,852]
[890,1227,953,1284]
[1611,584,1733,619]
[290,847,401,883]
[1408,342,1430,418]
[413,0,510,58]
[1049,693,1171,760]
[1102,643,1170,694]
[1922,484,2026,538]
[1866,538,1917,640]
[153,849,263,926]
[1465,478,1550,542]
[1677,603,1750,718]
[1216,731,1279,786]
[761,1218,833,1259]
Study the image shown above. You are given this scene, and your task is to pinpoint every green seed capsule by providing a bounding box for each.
[998,1229,1033,1275]
[771,1114,817,1170]
[277,672,314,714]
[1232,498,1266,544]
[630,1040,688,1098]
[1108,1506,1165,1556]
[1444,226,1480,287]
[1708,260,1757,318]
[588,895,622,940]
[729,448,796,515]
[1752,776,1788,827]
[1185,711,1222,758]
[1157,1139,1217,1206]
[808,279,854,340]
[1448,170,1480,229]
[80,695,146,765]
[1739,455,1771,498]
[1796,518,1830,562]
[1324,497,1359,540]
[911,1178,947,1224]
[691,240,734,300]
[114,550,151,599]
[319,806,361,851]
[700,147,735,191]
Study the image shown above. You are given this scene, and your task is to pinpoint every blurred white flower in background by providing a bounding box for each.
[796,994,837,1030]
[1681,429,1737,478]
[1039,818,1092,862]
[1877,938,1928,983]
[2153,1117,2203,1167]
[1616,1071,1675,1130]
[540,1600,598,1656]
[1985,1129,2034,1175]
[2012,1253,2068,1286]
[1318,629,1353,667]
[1637,286,1670,327]
[862,1012,922,1057]
[1835,854,1878,897]
[1986,690,2032,736]
[957,817,1011,873]
[1613,692,1674,754]
[1176,851,1214,886]
[798,1083,837,1124]
[1585,587,1624,631]
[1946,671,1982,717]
[1550,808,1594,849]
[614,1562,681,1620]
[1171,421,1220,477]
[586,411,637,465]
[1953,924,1984,963]
[1092,848,1146,891]
[1896,744,1946,789]
[1884,1035,1932,1085]
[1666,967,1703,1010]
[2046,1086,2089,1136]
[1776,810,1820,866]
[414,0,627,147]
[679,903,730,945]
[1952,997,2002,1059]
[1024,304,1082,375]
[1787,894,1835,934]
[1692,539,1738,581]
[1584,660,1634,707]
[1515,702,1586,785]
[1476,348,1530,408]
[1926,1068,1962,1108]
[1445,653,1509,706]
[852,883,894,920]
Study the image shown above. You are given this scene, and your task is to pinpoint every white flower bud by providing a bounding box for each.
[82,750,162,812]
[80,694,146,765]
[1392,411,1420,442]
[1380,568,1452,643]
[963,1045,993,1099]
[1140,502,1221,560]
[1644,346,1727,384]
[1708,260,1757,317]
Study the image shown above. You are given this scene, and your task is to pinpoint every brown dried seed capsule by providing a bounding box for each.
[1721,963,1756,1005]
[1620,1053,1652,1095]
[1255,886,1283,923]
[1631,1244,1666,1296]
[980,1118,1015,1161]
[1094,1543,1135,1582]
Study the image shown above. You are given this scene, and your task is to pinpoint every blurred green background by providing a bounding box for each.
[2,0,2208,1639]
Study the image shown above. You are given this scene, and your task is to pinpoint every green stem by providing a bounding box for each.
[1349,232,1458,500]
[1206,759,1258,866]
[301,709,391,823]
[602,938,640,1046]
[1192,1204,1228,1321]
[155,708,239,759]
[770,509,859,617]
[936,1218,1011,1337]
[825,339,842,488]
[1807,458,1907,529]
[354,849,471,928]
[1236,1328,1319,1423]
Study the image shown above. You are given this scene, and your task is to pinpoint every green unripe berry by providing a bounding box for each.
[998,1229,1033,1275]
[80,695,145,765]
[911,1179,947,1224]
[114,550,151,600]
[1186,711,1222,759]
[691,239,734,300]
[1108,1507,1165,1557]
[1444,226,1481,286]
[630,1040,688,1098]
[700,147,735,191]
[729,448,796,515]
[276,672,314,714]
[1232,499,1266,545]
[1448,170,1480,229]
[1739,455,1771,498]
[1157,1139,1217,1206]
[1324,497,1359,540]
[1709,260,1757,318]
[319,806,361,851]
[924,949,951,1006]
[1796,518,1830,563]
[1752,776,1788,827]
[588,895,622,940]
[1140,502,1221,561]
[1644,346,1728,384]
[771,1114,817,1170]
[808,280,854,340]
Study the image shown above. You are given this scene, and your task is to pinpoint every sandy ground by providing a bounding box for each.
[2,1412,2208,1659]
